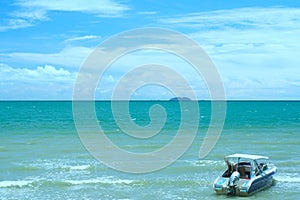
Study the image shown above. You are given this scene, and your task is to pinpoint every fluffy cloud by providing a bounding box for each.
[0,64,76,99]
[0,64,76,82]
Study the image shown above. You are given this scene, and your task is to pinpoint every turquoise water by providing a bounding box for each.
[0,101,299,199]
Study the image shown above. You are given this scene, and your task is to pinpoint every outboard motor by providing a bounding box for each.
[227,171,240,195]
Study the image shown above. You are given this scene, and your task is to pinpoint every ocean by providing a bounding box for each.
[0,101,299,199]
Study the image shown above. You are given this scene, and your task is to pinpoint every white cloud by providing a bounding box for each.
[93,49,210,100]
[0,8,49,31]
[2,46,93,67]
[160,7,300,30]
[0,0,130,31]
[0,64,76,82]
[1,5,299,100]
[160,7,300,57]
[0,64,76,100]
[16,0,130,17]
[159,7,300,99]
[12,9,48,21]
[0,18,32,31]
[65,35,101,42]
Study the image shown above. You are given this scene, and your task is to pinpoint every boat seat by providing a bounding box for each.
[238,167,250,179]
[238,167,246,178]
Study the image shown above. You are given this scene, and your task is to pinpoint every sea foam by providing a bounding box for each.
[65,177,134,185]
[0,180,34,188]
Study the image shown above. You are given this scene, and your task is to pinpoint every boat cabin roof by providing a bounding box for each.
[225,154,269,161]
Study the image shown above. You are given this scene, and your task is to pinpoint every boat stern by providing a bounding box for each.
[213,177,251,196]
[213,177,228,195]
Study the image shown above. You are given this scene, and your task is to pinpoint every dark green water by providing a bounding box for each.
[0,101,299,199]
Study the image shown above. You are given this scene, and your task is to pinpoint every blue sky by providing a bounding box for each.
[0,0,300,100]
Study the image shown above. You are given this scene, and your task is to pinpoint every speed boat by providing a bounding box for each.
[213,154,277,196]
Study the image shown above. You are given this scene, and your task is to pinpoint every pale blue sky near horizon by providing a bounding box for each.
[0,0,300,100]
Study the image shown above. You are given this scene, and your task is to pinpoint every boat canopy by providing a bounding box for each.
[225,154,269,161]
